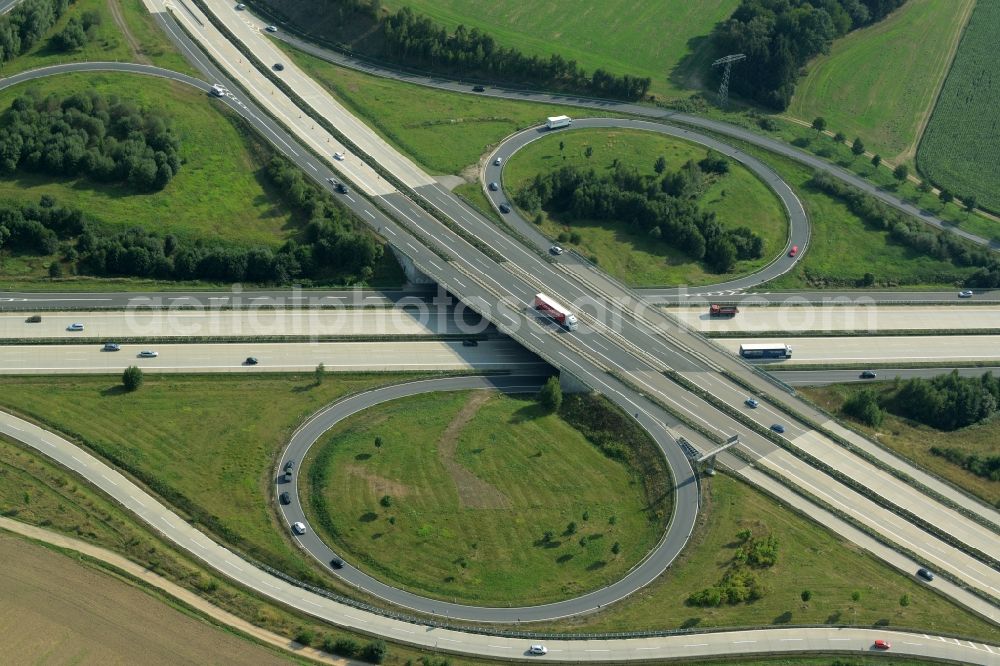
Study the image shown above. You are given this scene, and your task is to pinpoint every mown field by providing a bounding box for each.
[503,128,787,287]
[788,0,974,163]
[536,473,997,638]
[304,390,662,605]
[279,42,582,175]
[389,0,736,99]
[0,536,292,664]
[0,373,432,583]
[802,381,1000,507]
[916,0,1000,213]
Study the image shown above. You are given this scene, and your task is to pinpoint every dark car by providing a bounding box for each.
[745,398,759,408]
[330,557,344,569]
[273,62,284,71]
[472,85,485,92]
[860,370,877,379]
[103,343,121,352]
[245,357,259,365]
[284,460,295,472]
[488,182,499,191]
[336,182,349,194]
[917,567,935,581]
[279,491,291,505]
[499,203,511,214]
[26,314,41,323]
[770,423,786,434]
[462,339,479,347]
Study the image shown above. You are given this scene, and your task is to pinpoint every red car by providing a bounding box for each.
[788,245,799,257]
[874,639,891,650]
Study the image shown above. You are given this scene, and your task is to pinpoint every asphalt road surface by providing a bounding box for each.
[774,367,1000,386]
[667,305,1000,332]
[0,340,543,374]
[717,335,1000,365]
[1,408,997,662]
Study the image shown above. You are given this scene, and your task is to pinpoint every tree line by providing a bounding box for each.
[381,7,651,100]
[516,156,764,273]
[53,9,102,51]
[0,91,181,192]
[0,0,69,65]
[715,0,908,110]
[1,157,384,285]
[808,172,1000,287]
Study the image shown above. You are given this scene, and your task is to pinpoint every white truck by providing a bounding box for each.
[534,293,579,331]
[546,115,572,130]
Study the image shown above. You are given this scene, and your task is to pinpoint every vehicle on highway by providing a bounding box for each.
[860,370,877,379]
[273,63,284,71]
[959,290,974,298]
[210,84,226,97]
[330,557,344,569]
[545,115,572,130]
[739,343,792,359]
[709,303,738,317]
[488,181,499,191]
[874,639,891,650]
[534,292,579,331]
[67,323,84,331]
[284,460,295,472]
[265,25,277,32]
[336,182,349,194]
[292,521,306,535]
[279,491,291,505]
[138,350,158,358]
[333,151,345,160]
[102,343,121,352]
[770,423,786,434]
[745,398,759,408]
[788,245,799,257]
[527,645,548,655]
[245,357,259,365]
[235,3,245,9]
[917,567,935,581]
[462,339,479,347]
[472,85,485,92]
[26,314,41,323]
[493,157,502,166]
[499,203,511,214]
[549,245,564,255]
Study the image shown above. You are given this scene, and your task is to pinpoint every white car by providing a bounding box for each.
[67,323,84,331]
[292,521,306,535]
[528,645,548,655]
[210,84,226,97]
[138,350,159,358]
[494,157,503,166]
[549,245,564,255]
[958,290,974,298]
[265,25,277,32]
[333,152,345,161]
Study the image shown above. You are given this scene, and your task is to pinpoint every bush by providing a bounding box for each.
[361,639,387,664]
[294,628,315,646]
[325,637,359,657]
[122,366,143,392]
[538,376,562,412]
[842,389,884,427]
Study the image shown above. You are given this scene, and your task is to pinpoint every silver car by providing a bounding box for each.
[292,521,306,535]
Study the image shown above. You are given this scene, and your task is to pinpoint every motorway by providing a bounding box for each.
[0,0,995,628]
[718,335,1000,365]
[774,367,1000,386]
[668,305,1000,332]
[1,407,997,663]
[0,340,541,374]
[0,307,486,339]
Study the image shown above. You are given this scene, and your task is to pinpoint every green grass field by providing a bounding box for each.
[802,382,1000,507]
[0,73,297,246]
[304,390,661,605]
[788,0,974,163]
[0,373,433,583]
[537,473,997,639]
[917,0,1000,213]
[279,42,591,175]
[503,128,787,287]
[390,0,736,99]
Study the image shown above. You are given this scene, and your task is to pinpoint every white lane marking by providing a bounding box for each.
[365,210,375,218]
[383,226,396,235]
[406,242,419,252]
[307,163,317,171]
[428,260,443,271]
[101,474,118,486]
[684,644,709,647]
[487,645,510,649]
[71,455,84,464]
[454,279,467,289]
[780,638,803,642]
[733,640,757,644]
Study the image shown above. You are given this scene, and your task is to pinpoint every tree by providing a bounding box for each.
[611,541,621,555]
[939,188,954,204]
[380,494,392,508]
[48,261,62,278]
[811,117,826,132]
[314,362,325,384]
[892,164,909,182]
[361,640,387,664]
[851,137,865,156]
[899,593,910,607]
[558,140,564,152]
[295,628,315,646]
[851,591,861,602]
[842,389,883,427]
[917,179,932,193]
[582,510,589,521]
[566,521,577,535]
[964,194,977,213]
[833,131,846,143]
[538,376,562,411]
[374,435,383,452]
[654,156,667,174]
[584,146,593,159]
[608,515,617,526]
[801,590,812,602]
[122,365,143,391]
[870,154,881,168]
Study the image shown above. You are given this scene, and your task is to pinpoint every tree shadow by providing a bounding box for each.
[773,611,793,624]
[291,383,316,393]
[355,453,372,461]
[359,512,378,523]
[508,402,547,424]
[99,385,128,397]
[680,617,701,629]
[586,560,607,571]
[556,553,573,564]
[826,610,842,624]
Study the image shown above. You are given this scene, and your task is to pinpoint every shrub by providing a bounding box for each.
[122,366,143,392]
[361,639,387,664]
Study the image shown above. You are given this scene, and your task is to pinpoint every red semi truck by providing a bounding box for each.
[709,304,739,317]
[534,293,579,330]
